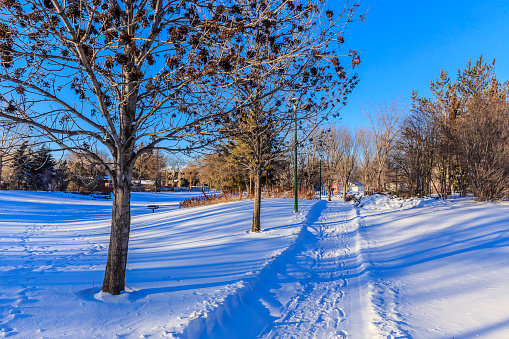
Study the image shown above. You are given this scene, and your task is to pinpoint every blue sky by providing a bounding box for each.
[332,0,509,128]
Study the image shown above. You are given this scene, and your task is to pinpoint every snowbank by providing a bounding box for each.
[358,194,450,211]
[359,197,509,338]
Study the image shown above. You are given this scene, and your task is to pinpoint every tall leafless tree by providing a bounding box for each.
[0,0,242,294]
[324,126,359,200]
[363,99,404,191]
[356,127,375,192]
[202,0,363,231]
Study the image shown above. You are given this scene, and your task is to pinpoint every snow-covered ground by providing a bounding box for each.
[1,191,509,338]
[360,196,509,338]
[0,191,314,338]
[257,195,509,339]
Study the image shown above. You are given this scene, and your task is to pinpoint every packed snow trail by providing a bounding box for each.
[194,200,374,338]
[259,200,371,338]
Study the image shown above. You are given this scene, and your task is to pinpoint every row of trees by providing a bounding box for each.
[0,140,194,192]
[195,113,398,203]
[198,56,509,205]
[269,56,509,203]
[394,56,509,200]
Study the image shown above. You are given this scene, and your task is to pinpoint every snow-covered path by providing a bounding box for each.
[185,199,367,339]
[258,200,370,339]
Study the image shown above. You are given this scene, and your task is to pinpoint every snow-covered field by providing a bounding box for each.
[0,191,314,338]
[1,191,509,338]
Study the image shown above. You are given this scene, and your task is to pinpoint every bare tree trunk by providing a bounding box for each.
[102,175,131,295]
[252,170,262,232]
[327,181,332,202]
[343,181,348,201]
[0,155,3,185]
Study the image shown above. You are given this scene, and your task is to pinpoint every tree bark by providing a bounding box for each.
[251,170,262,232]
[343,180,348,201]
[102,175,132,295]
[0,155,3,185]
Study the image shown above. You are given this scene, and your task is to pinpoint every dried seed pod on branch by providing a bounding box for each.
[0,0,250,294]
[196,0,364,231]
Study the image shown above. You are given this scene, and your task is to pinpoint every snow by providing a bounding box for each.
[357,194,450,211]
[2,191,509,338]
[0,191,313,338]
[359,196,509,338]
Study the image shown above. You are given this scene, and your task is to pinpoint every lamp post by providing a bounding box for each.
[291,98,299,213]
[319,154,322,200]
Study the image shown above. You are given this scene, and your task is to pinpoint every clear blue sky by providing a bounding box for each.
[332,0,509,128]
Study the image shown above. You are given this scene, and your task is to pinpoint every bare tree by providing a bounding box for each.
[363,99,404,190]
[455,93,509,200]
[0,0,238,294]
[298,132,321,191]
[66,150,111,192]
[324,126,359,201]
[357,127,375,192]
[132,146,166,191]
[204,0,364,231]
[395,106,438,196]
[317,129,334,201]
[164,153,186,187]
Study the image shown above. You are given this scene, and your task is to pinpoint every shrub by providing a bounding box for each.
[179,188,316,209]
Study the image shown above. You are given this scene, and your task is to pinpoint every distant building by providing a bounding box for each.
[136,180,155,186]
[350,182,365,192]
[331,181,365,194]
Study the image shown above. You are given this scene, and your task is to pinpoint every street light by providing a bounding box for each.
[290,98,299,213]
[319,152,322,201]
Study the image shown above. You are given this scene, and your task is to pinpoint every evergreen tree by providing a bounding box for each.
[9,142,29,190]
[28,147,56,191]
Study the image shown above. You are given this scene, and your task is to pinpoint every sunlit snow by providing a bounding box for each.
[1,191,509,338]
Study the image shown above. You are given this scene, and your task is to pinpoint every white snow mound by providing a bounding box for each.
[359,194,450,211]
